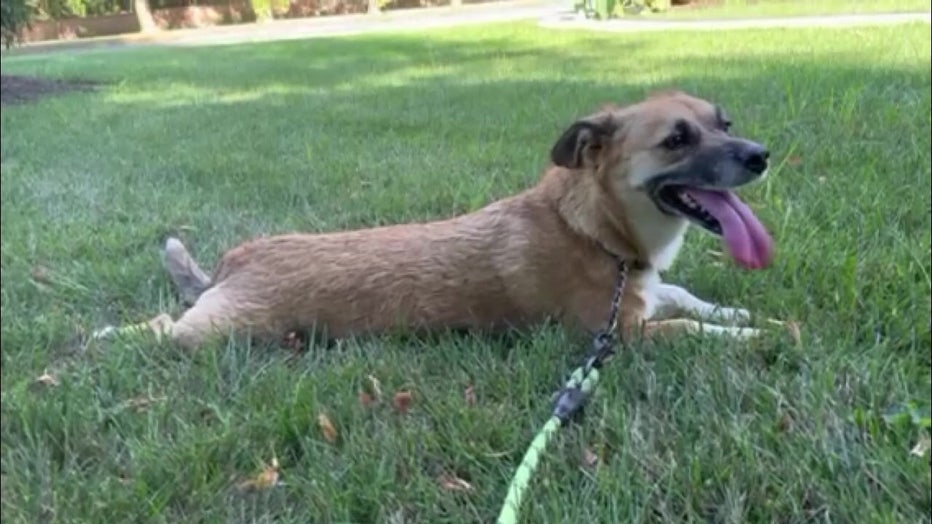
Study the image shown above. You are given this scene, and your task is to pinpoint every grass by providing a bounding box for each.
[1,19,930,524]
[657,0,931,19]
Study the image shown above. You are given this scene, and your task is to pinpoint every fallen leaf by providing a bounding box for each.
[464,385,476,406]
[366,374,383,401]
[437,473,473,492]
[358,390,375,408]
[393,390,413,415]
[582,447,599,469]
[126,395,166,412]
[910,434,931,457]
[776,412,794,433]
[767,319,801,345]
[35,371,59,387]
[786,155,802,167]
[31,265,53,285]
[784,321,802,345]
[237,457,281,491]
[317,413,338,443]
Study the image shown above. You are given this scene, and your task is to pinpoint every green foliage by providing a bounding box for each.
[32,0,127,19]
[1,0,37,48]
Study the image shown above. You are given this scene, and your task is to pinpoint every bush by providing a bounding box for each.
[1,0,37,48]
[35,0,127,19]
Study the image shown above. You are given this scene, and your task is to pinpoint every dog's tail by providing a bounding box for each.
[163,237,212,306]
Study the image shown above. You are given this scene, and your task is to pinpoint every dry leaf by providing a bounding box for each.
[237,457,281,491]
[358,390,375,408]
[787,155,802,167]
[767,318,802,345]
[784,321,802,345]
[582,447,599,469]
[31,265,53,285]
[437,473,473,492]
[35,371,59,387]
[910,434,931,457]
[317,413,338,443]
[393,390,413,415]
[366,374,383,401]
[776,412,794,433]
[126,395,166,412]
[464,385,476,406]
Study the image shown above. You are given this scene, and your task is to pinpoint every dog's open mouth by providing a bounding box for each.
[656,185,774,269]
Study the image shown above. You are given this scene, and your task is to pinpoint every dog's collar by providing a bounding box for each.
[596,241,650,272]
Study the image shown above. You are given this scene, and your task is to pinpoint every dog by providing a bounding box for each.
[98,90,779,350]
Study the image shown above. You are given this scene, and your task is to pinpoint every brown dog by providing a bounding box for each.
[97,91,777,349]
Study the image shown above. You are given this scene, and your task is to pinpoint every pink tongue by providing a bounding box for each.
[686,189,774,269]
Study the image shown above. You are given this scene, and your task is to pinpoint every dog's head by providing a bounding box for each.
[549,91,774,269]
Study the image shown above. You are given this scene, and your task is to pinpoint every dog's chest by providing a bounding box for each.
[636,269,663,320]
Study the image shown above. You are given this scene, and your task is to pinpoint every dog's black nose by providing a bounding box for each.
[738,144,770,174]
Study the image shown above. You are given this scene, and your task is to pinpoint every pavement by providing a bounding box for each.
[3,1,929,56]
[539,10,932,33]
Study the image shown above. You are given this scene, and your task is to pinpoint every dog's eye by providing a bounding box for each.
[661,120,692,150]
[722,120,733,133]
[662,131,687,150]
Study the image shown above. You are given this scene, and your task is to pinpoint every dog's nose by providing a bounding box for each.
[737,143,770,174]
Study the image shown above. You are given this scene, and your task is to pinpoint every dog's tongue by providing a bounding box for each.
[686,189,774,269]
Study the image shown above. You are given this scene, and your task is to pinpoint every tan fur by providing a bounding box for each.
[108,91,783,349]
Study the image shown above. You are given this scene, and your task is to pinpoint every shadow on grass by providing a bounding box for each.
[8,30,643,92]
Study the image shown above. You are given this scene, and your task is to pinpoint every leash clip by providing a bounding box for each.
[585,331,616,371]
[551,386,587,425]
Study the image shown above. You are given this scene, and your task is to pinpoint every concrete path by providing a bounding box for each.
[155,0,563,46]
[4,1,929,56]
[4,0,563,55]
[540,10,931,33]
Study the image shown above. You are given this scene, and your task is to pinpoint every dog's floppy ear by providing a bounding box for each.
[549,119,615,169]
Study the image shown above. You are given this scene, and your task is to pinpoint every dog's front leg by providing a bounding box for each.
[642,318,761,340]
[651,283,751,326]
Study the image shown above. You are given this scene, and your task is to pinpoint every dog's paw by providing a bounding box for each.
[700,323,761,339]
[90,314,173,343]
[709,306,752,326]
[92,325,118,340]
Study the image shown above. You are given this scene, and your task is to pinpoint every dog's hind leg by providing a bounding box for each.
[93,285,252,350]
[161,286,242,349]
[163,237,212,306]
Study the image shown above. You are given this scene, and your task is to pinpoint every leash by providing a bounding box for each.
[495,259,629,524]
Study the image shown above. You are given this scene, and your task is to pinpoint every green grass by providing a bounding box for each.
[2,20,930,523]
[658,0,931,19]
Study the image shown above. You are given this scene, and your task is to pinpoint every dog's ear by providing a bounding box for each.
[549,119,615,169]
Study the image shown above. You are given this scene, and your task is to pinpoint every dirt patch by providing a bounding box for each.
[1,74,100,106]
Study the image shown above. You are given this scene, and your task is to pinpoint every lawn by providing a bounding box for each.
[659,0,931,19]
[1,20,930,523]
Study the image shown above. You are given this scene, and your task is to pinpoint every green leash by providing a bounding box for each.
[496,259,629,524]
